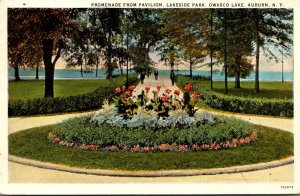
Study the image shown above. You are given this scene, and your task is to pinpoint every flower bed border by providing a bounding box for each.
[49,131,257,153]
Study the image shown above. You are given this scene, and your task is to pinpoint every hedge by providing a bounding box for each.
[176,76,293,117]
[182,74,211,81]
[8,75,139,117]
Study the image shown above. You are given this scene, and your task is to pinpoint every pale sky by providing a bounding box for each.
[55,52,294,72]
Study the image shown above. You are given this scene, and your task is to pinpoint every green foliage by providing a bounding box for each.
[183,75,211,81]
[8,75,138,116]
[9,124,293,170]
[177,76,293,117]
[52,115,254,147]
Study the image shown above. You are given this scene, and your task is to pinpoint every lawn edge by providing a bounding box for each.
[8,155,294,177]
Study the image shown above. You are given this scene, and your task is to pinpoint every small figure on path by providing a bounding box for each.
[140,73,146,84]
[170,70,176,86]
[154,70,159,80]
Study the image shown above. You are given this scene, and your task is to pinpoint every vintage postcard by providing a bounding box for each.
[0,0,299,194]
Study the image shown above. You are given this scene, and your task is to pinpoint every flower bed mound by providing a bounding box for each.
[50,85,257,152]
[50,115,257,152]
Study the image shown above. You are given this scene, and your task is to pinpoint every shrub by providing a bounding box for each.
[8,75,139,116]
[176,76,293,117]
[182,74,211,81]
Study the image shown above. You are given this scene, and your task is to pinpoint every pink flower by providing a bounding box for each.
[174,89,180,96]
[160,96,168,103]
[192,92,200,98]
[125,91,131,97]
[115,87,121,94]
[157,85,162,91]
[122,86,126,92]
[132,144,140,152]
[128,85,135,91]
[165,88,172,94]
[145,86,150,92]
[184,84,193,91]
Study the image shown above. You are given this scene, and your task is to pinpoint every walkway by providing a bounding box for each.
[8,75,294,183]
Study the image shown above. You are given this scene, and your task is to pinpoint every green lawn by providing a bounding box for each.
[9,124,293,170]
[9,79,112,100]
[194,80,293,99]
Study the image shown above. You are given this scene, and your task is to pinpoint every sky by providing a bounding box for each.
[55,52,294,72]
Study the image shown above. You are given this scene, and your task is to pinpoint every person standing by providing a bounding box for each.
[154,70,159,80]
[140,73,146,84]
[170,70,176,86]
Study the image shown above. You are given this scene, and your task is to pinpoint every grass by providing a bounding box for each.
[9,79,113,100]
[193,80,293,99]
[9,125,293,170]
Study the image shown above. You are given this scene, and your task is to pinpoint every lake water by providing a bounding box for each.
[8,68,293,81]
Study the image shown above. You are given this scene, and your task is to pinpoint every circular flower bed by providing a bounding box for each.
[50,85,257,152]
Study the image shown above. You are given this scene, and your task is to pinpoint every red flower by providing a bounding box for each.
[174,89,180,96]
[161,96,167,103]
[157,85,162,91]
[184,84,193,91]
[125,91,131,97]
[192,92,200,98]
[115,87,121,94]
[128,85,135,91]
[122,86,126,92]
[145,86,150,92]
[165,88,172,94]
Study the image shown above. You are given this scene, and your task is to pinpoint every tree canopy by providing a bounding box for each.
[8,8,293,97]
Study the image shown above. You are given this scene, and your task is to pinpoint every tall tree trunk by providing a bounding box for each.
[107,30,113,81]
[234,67,241,88]
[281,45,284,83]
[95,55,99,78]
[80,64,83,77]
[224,10,228,94]
[35,65,39,80]
[126,29,129,88]
[43,39,55,98]
[255,28,260,93]
[13,65,21,81]
[210,9,213,89]
[43,39,62,98]
[254,10,260,93]
[234,56,241,88]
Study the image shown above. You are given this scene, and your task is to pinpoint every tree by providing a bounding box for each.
[87,9,123,79]
[156,10,182,73]
[209,9,214,89]
[157,9,210,77]
[248,9,293,93]
[226,9,254,88]
[127,9,162,75]
[223,9,228,94]
[8,8,78,97]
[63,10,93,78]
[8,9,43,81]
[211,9,255,92]
[96,9,123,80]
[171,9,209,78]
